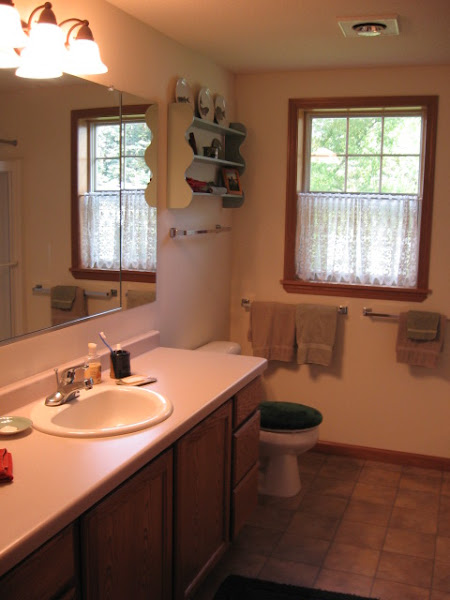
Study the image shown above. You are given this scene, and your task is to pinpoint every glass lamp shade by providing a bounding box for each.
[64,39,108,75]
[0,4,28,49]
[0,47,20,68]
[16,22,66,78]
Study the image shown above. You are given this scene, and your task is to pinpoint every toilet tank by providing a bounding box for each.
[196,341,241,355]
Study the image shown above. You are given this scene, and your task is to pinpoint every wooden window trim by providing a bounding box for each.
[70,104,156,283]
[282,95,438,302]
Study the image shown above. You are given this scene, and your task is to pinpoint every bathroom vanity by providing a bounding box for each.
[0,336,266,599]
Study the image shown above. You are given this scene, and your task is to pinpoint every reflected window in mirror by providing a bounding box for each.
[71,105,156,283]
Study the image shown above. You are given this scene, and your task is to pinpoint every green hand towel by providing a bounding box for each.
[406,310,440,341]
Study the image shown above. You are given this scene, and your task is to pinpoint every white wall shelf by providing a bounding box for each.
[167,103,246,209]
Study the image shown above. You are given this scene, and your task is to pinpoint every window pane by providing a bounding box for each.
[382,156,420,194]
[311,117,346,154]
[383,116,421,154]
[123,122,151,156]
[310,156,345,192]
[348,117,381,154]
[347,156,380,193]
[123,157,151,189]
[95,158,120,190]
[95,124,120,158]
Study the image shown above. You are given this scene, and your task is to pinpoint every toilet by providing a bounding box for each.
[195,340,241,354]
[195,341,322,498]
[259,401,322,497]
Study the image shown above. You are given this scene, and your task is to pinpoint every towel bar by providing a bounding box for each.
[32,285,118,299]
[169,224,231,238]
[241,299,348,314]
[363,307,449,321]
[0,138,17,146]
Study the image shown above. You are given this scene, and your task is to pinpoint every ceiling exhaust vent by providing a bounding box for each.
[338,15,399,38]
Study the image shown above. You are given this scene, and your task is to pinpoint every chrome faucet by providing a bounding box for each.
[45,362,94,406]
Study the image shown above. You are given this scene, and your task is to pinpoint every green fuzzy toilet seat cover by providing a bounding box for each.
[260,401,323,430]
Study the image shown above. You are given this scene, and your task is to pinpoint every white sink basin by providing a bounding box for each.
[30,384,173,438]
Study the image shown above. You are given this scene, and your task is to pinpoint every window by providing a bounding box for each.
[71,105,156,283]
[283,96,438,301]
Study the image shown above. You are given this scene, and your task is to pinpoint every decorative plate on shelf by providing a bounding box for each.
[214,95,228,127]
[175,77,194,106]
[197,87,214,121]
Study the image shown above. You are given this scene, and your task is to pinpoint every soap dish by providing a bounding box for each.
[116,375,157,386]
[0,416,33,435]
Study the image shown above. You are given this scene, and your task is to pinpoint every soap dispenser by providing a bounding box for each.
[86,342,102,384]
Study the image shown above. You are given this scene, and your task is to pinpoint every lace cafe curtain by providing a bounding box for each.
[296,192,420,287]
[79,191,157,271]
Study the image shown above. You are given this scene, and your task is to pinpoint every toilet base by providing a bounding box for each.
[258,425,319,498]
[258,454,301,497]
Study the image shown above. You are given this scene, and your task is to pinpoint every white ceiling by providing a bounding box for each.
[106,0,450,73]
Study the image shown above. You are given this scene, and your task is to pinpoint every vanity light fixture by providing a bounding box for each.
[16,2,66,79]
[0,0,27,67]
[61,19,108,76]
[0,1,108,78]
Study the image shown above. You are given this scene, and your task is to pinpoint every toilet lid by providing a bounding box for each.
[260,401,323,431]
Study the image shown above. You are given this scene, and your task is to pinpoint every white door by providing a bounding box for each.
[0,161,23,341]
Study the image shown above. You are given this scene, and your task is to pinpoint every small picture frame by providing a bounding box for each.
[222,168,242,195]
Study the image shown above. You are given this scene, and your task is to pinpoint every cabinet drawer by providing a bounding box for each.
[232,410,260,486]
[0,525,76,600]
[231,463,259,538]
[233,377,262,428]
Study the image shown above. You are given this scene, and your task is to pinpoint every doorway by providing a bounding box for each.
[0,161,23,341]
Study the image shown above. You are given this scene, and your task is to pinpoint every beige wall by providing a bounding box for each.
[231,65,450,458]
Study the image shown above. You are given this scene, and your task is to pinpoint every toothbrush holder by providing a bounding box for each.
[110,350,131,379]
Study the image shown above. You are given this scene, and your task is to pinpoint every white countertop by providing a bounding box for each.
[0,345,267,577]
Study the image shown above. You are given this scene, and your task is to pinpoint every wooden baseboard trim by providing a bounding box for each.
[316,441,450,471]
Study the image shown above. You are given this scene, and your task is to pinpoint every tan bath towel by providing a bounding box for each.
[249,301,296,362]
[51,286,87,325]
[396,312,446,368]
[295,304,338,366]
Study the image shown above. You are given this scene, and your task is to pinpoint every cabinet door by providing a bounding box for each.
[0,525,77,600]
[81,450,173,600]
[174,401,232,600]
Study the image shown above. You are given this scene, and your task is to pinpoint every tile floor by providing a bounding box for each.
[194,451,450,600]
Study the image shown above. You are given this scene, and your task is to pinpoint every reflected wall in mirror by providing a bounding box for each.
[0,73,157,346]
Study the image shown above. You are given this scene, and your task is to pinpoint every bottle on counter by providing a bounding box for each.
[86,342,102,384]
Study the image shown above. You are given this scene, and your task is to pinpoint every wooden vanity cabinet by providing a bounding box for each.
[174,401,232,600]
[0,524,78,600]
[0,376,262,600]
[80,449,173,600]
[231,377,262,538]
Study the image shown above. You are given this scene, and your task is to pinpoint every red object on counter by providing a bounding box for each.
[0,448,13,482]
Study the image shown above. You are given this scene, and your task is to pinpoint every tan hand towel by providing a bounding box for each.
[295,304,337,366]
[51,287,87,326]
[396,312,446,368]
[249,301,296,362]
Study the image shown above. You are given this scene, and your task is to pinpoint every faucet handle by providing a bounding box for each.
[58,362,89,386]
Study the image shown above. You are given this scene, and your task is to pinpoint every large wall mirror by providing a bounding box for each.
[0,72,157,346]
